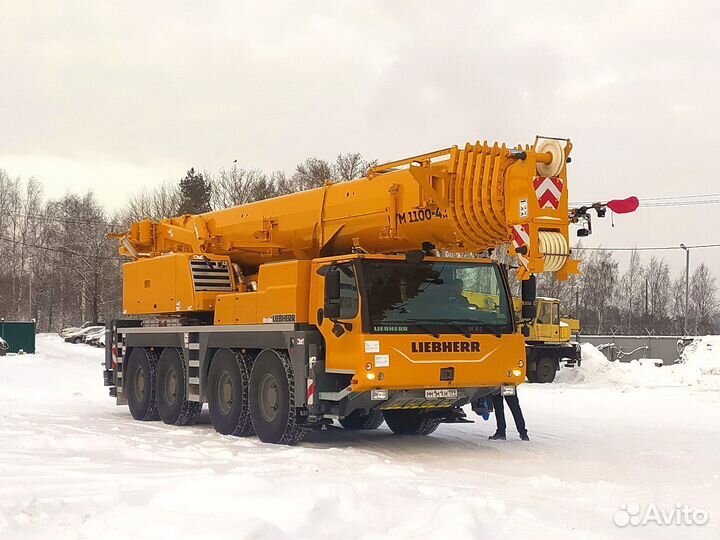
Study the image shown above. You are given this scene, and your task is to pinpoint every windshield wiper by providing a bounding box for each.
[443,321,471,339]
[444,318,503,338]
[385,319,439,339]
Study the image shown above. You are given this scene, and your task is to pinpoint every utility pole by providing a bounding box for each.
[680,244,690,335]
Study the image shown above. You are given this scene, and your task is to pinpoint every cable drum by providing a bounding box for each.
[535,139,565,178]
[538,231,569,272]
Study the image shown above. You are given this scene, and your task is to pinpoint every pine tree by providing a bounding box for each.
[177,168,212,215]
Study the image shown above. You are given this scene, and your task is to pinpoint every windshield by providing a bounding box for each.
[361,260,513,335]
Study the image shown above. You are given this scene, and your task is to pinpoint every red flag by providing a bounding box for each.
[607,196,639,214]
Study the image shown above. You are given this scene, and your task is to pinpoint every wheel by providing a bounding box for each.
[208,348,254,436]
[526,368,538,383]
[383,410,441,435]
[126,347,160,421]
[340,409,384,430]
[156,348,202,426]
[535,356,556,383]
[249,349,306,445]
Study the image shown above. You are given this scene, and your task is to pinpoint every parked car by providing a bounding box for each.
[0,336,7,356]
[60,322,93,338]
[84,328,106,346]
[64,326,104,344]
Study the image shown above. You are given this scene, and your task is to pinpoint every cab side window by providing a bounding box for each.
[551,303,560,325]
[537,302,551,324]
[337,264,359,319]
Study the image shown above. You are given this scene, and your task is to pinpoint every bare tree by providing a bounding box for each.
[644,256,671,331]
[617,249,642,332]
[579,249,618,333]
[121,181,183,224]
[689,263,718,334]
[333,153,377,182]
[291,157,333,192]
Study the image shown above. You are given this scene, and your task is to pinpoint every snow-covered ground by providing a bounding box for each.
[1,335,718,540]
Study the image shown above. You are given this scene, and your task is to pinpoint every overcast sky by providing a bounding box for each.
[2,1,719,273]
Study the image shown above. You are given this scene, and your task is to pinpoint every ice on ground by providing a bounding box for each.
[1,335,719,540]
[556,340,720,389]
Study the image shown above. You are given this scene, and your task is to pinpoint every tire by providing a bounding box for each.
[340,409,384,430]
[526,368,538,383]
[249,349,306,445]
[126,347,160,421]
[383,410,441,435]
[535,356,556,383]
[208,348,254,436]
[156,348,202,426]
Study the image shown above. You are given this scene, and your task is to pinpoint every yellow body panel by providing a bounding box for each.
[123,253,231,315]
[328,331,526,392]
[215,260,311,325]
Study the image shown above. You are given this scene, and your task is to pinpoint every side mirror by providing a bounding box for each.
[324,268,341,319]
[521,275,536,303]
[521,304,537,320]
[325,268,341,301]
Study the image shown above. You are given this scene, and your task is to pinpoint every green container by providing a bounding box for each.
[0,320,37,354]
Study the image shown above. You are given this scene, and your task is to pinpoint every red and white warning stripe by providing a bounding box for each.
[512,224,530,269]
[307,379,315,406]
[533,176,563,210]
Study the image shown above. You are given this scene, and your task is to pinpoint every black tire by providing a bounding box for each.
[208,348,254,436]
[383,410,441,435]
[526,368,538,383]
[535,356,556,383]
[249,349,306,445]
[126,347,160,421]
[340,409,385,430]
[156,348,202,426]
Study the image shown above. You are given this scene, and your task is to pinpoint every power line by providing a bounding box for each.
[0,235,123,261]
[2,211,114,227]
[571,193,720,208]
[575,243,720,252]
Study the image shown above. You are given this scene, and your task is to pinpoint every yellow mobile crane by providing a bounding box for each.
[104,137,586,445]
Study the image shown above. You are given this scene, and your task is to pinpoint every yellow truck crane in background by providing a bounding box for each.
[515,297,581,383]
[104,137,583,445]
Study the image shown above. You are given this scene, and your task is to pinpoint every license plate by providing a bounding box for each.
[425,389,458,399]
[501,385,516,396]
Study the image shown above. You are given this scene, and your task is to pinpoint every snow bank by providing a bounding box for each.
[681,336,720,375]
[556,340,720,389]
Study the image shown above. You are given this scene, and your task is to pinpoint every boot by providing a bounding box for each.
[488,432,506,440]
[520,433,530,441]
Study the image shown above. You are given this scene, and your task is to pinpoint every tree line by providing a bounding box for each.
[536,247,718,335]
[1,155,718,335]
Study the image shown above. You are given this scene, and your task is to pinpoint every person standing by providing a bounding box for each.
[489,390,529,441]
